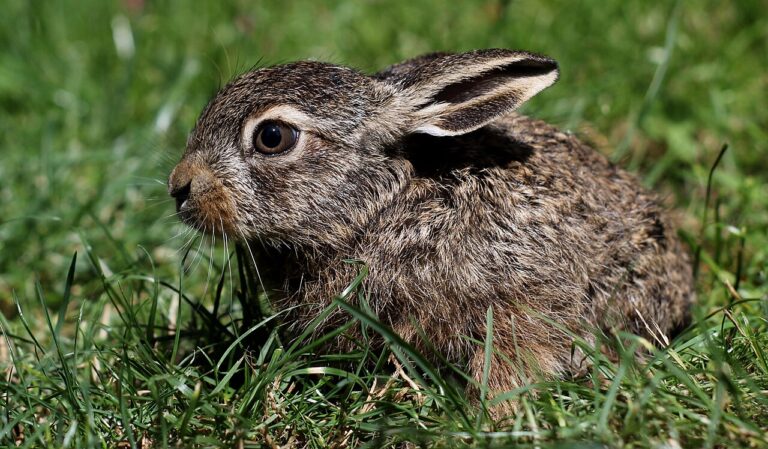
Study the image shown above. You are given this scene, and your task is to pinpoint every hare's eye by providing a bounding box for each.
[253,121,298,155]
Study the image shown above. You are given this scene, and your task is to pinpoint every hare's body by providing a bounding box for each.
[268,113,692,385]
[169,49,694,399]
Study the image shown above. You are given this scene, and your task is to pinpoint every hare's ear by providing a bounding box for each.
[380,49,558,136]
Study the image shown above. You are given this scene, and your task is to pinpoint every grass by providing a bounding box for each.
[1,0,767,447]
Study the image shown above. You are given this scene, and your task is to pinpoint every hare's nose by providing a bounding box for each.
[169,161,195,210]
[170,180,191,211]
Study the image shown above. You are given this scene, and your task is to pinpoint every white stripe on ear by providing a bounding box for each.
[411,123,462,137]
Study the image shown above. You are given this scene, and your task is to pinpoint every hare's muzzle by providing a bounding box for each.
[168,159,239,235]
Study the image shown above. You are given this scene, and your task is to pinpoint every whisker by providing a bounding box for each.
[186,226,208,275]
[176,228,199,254]
[198,224,217,302]
[139,201,178,214]
[127,179,172,187]
[182,227,206,274]
[145,197,175,204]
[162,210,184,221]
[223,226,234,311]
[240,232,270,303]
[177,231,199,257]
[166,225,193,245]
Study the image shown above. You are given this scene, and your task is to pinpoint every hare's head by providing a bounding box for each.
[168,49,558,246]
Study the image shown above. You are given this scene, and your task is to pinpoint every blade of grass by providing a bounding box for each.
[117,359,138,449]
[334,298,470,425]
[694,143,729,279]
[177,381,202,439]
[476,306,494,428]
[36,278,81,420]
[53,252,77,338]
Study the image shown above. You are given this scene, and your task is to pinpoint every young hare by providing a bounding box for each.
[169,49,694,401]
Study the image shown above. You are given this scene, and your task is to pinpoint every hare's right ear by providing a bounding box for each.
[378,49,559,137]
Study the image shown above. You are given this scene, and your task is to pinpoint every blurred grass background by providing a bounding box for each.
[1,0,767,447]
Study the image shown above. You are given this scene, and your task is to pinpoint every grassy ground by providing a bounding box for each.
[1,0,767,447]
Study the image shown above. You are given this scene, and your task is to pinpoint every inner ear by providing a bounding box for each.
[434,59,558,104]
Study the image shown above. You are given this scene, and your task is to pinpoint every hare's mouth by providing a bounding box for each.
[176,192,240,237]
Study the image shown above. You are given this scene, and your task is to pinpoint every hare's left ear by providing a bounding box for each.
[379,49,558,136]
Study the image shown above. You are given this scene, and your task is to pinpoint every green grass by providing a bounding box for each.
[1,0,767,447]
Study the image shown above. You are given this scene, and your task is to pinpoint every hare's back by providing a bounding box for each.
[378,113,693,339]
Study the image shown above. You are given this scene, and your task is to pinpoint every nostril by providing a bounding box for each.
[170,181,192,211]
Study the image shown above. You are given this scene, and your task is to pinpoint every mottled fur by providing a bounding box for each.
[169,49,694,403]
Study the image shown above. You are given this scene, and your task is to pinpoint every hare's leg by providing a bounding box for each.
[466,350,522,420]
[466,334,573,420]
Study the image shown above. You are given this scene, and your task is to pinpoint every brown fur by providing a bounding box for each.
[168,49,694,406]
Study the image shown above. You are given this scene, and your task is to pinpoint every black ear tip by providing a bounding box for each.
[540,56,559,69]
[499,54,559,79]
[482,48,557,65]
[518,51,559,70]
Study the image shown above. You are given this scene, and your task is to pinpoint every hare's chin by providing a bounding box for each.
[182,216,239,237]
[178,203,240,236]
[177,207,208,234]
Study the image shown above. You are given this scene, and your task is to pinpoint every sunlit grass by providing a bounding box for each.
[1,0,767,447]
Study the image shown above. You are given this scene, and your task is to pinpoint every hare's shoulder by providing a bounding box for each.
[398,114,621,208]
[370,113,659,258]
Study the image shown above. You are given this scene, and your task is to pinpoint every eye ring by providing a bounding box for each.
[252,121,299,155]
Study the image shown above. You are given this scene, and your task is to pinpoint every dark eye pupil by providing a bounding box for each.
[260,125,282,148]
[251,121,298,155]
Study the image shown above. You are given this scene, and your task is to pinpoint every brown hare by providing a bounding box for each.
[168,49,694,404]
